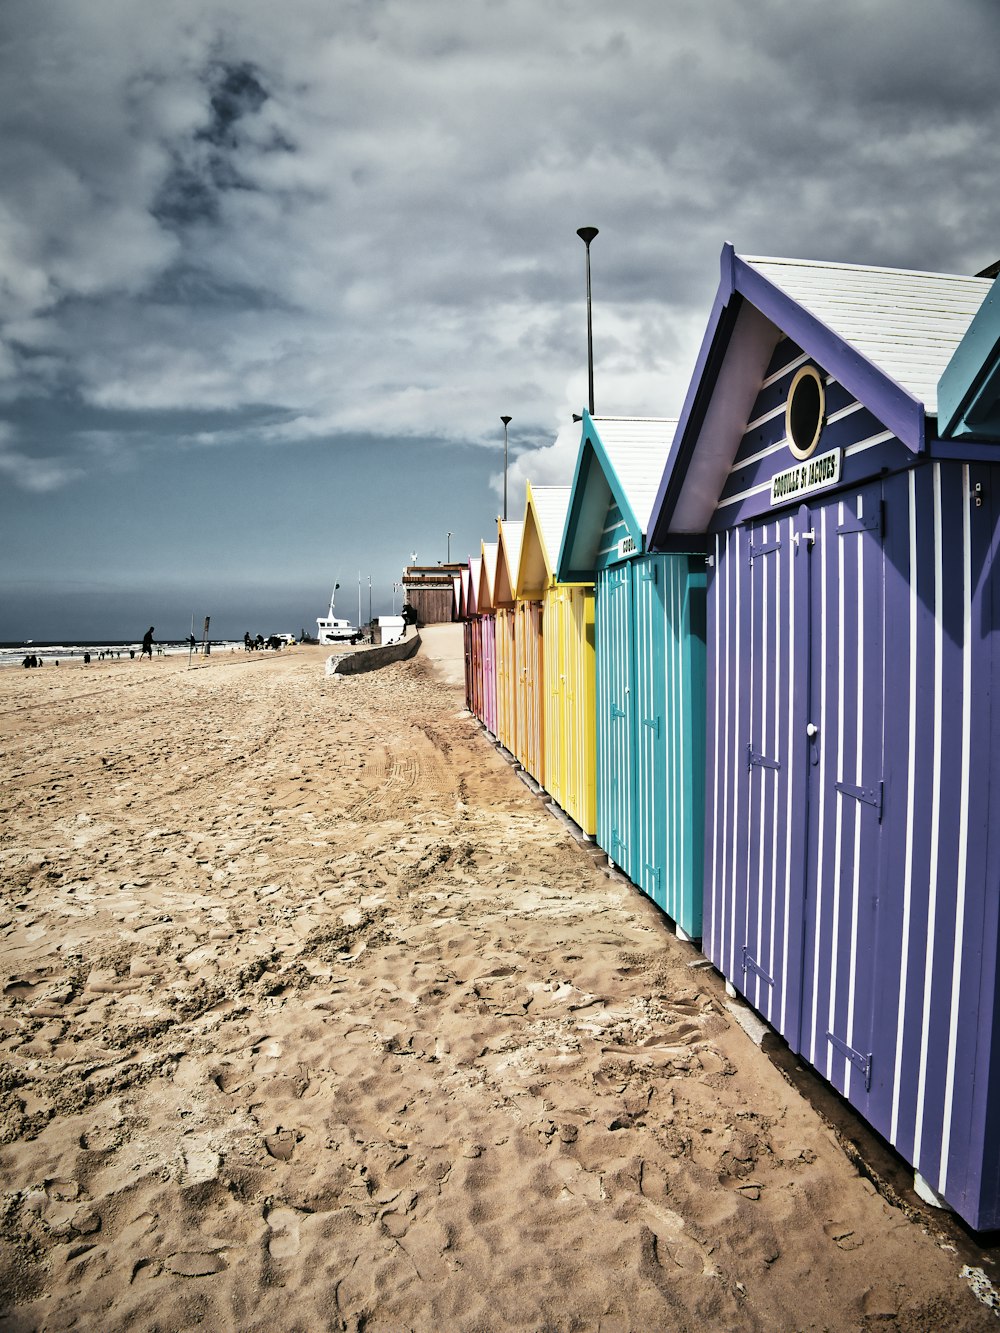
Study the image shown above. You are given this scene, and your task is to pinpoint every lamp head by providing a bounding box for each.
[576,226,599,246]
[500,415,512,427]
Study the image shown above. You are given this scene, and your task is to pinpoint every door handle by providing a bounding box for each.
[806,722,818,738]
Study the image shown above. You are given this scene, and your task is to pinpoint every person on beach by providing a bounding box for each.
[141,627,155,660]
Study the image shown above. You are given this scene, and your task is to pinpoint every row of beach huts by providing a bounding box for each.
[452,242,1000,1231]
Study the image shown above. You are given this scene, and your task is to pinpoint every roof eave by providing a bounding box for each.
[649,243,928,546]
[734,254,926,453]
[557,411,644,577]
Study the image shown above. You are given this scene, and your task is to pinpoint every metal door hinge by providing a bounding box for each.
[826,1031,872,1090]
[748,745,781,772]
[835,778,884,821]
[742,948,775,987]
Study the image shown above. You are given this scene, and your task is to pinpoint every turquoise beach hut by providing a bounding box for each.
[558,414,707,939]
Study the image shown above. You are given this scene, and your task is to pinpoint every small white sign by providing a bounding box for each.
[617,534,638,559]
[770,447,842,507]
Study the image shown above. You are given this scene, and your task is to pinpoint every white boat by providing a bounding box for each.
[316,585,361,644]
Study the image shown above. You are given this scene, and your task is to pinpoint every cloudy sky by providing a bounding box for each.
[2,0,998,640]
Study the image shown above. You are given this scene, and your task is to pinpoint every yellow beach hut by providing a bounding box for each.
[517,482,596,835]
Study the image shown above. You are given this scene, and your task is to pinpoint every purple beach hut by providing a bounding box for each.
[649,244,1000,1229]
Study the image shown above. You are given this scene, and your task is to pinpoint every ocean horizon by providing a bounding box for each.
[0,638,243,668]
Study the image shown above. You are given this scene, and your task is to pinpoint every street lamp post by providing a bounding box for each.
[447,531,453,562]
[500,415,512,520]
[576,226,599,416]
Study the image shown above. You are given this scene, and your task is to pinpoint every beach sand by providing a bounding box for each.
[0,634,995,1331]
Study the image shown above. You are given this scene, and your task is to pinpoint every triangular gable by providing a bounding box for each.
[516,483,571,600]
[478,542,498,612]
[459,566,472,619]
[938,272,1000,441]
[452,575,462,619]
[650,243,993,543]
[494,519,523,608]
[557,414,677,581]
[466,556,481,616]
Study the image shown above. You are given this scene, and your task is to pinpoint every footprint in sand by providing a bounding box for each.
[181,1142,221,1184]
[265,1205,302,1258]
[165,1251,227,1277]
[264,1128,299,1161]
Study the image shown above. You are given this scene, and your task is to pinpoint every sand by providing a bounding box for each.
[0,635,996,1331]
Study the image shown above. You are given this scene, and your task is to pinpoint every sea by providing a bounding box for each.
[0,640,243,669]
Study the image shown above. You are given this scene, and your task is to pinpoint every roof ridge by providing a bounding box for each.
[742,253,992,286]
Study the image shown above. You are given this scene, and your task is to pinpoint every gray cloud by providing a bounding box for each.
[1,0,998,502]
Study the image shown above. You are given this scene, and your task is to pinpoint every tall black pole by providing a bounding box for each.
[577,226,598,416]
[500,415,512,520]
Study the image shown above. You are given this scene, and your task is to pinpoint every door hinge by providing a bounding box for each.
[834,778,884,821]
[749,537,781,562]
[826,1031,872,1090]
[748,745,781,772]
[742,948,775,987]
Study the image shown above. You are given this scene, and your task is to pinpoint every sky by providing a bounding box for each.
[2,0,999,640]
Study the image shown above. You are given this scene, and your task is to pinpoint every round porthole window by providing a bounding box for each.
[785,364,826,460]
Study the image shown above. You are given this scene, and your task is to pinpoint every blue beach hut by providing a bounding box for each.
[649,244,1000,1229]
[559,415,706,939]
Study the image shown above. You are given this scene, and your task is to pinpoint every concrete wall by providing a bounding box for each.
[326,632,421,677]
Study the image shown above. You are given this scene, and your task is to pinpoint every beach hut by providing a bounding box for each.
[465,555,483,723]
[510,484,554,786]
[477,542,499,738]
[517,484,597,835]
[649,243,1000,1228]
[493,519,524,758]
[459,565,473,710]
[559,416,706,938]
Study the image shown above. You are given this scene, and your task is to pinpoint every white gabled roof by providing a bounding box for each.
[499,518,523,578]
[529,485,571,571]
[744,256,992,416]
[480,541,498,606]
[592,417,678,536]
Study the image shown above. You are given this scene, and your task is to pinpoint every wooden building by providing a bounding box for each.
[402,562,466,626]
[649,244,1000,1228]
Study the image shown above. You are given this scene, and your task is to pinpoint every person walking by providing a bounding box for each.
[140,626,155,660]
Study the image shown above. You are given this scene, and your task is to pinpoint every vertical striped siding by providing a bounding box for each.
[494,608,517,752]
[539,585,597,837]
[596,564,632,868]
[514,600,545,784]
[708,458,1000,1228]
[472,618,484,722]
[595,553,705,936]
[564,587,597,836]
[542,588,564,810]
[463,620,474,711]
[481,614,497,736]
